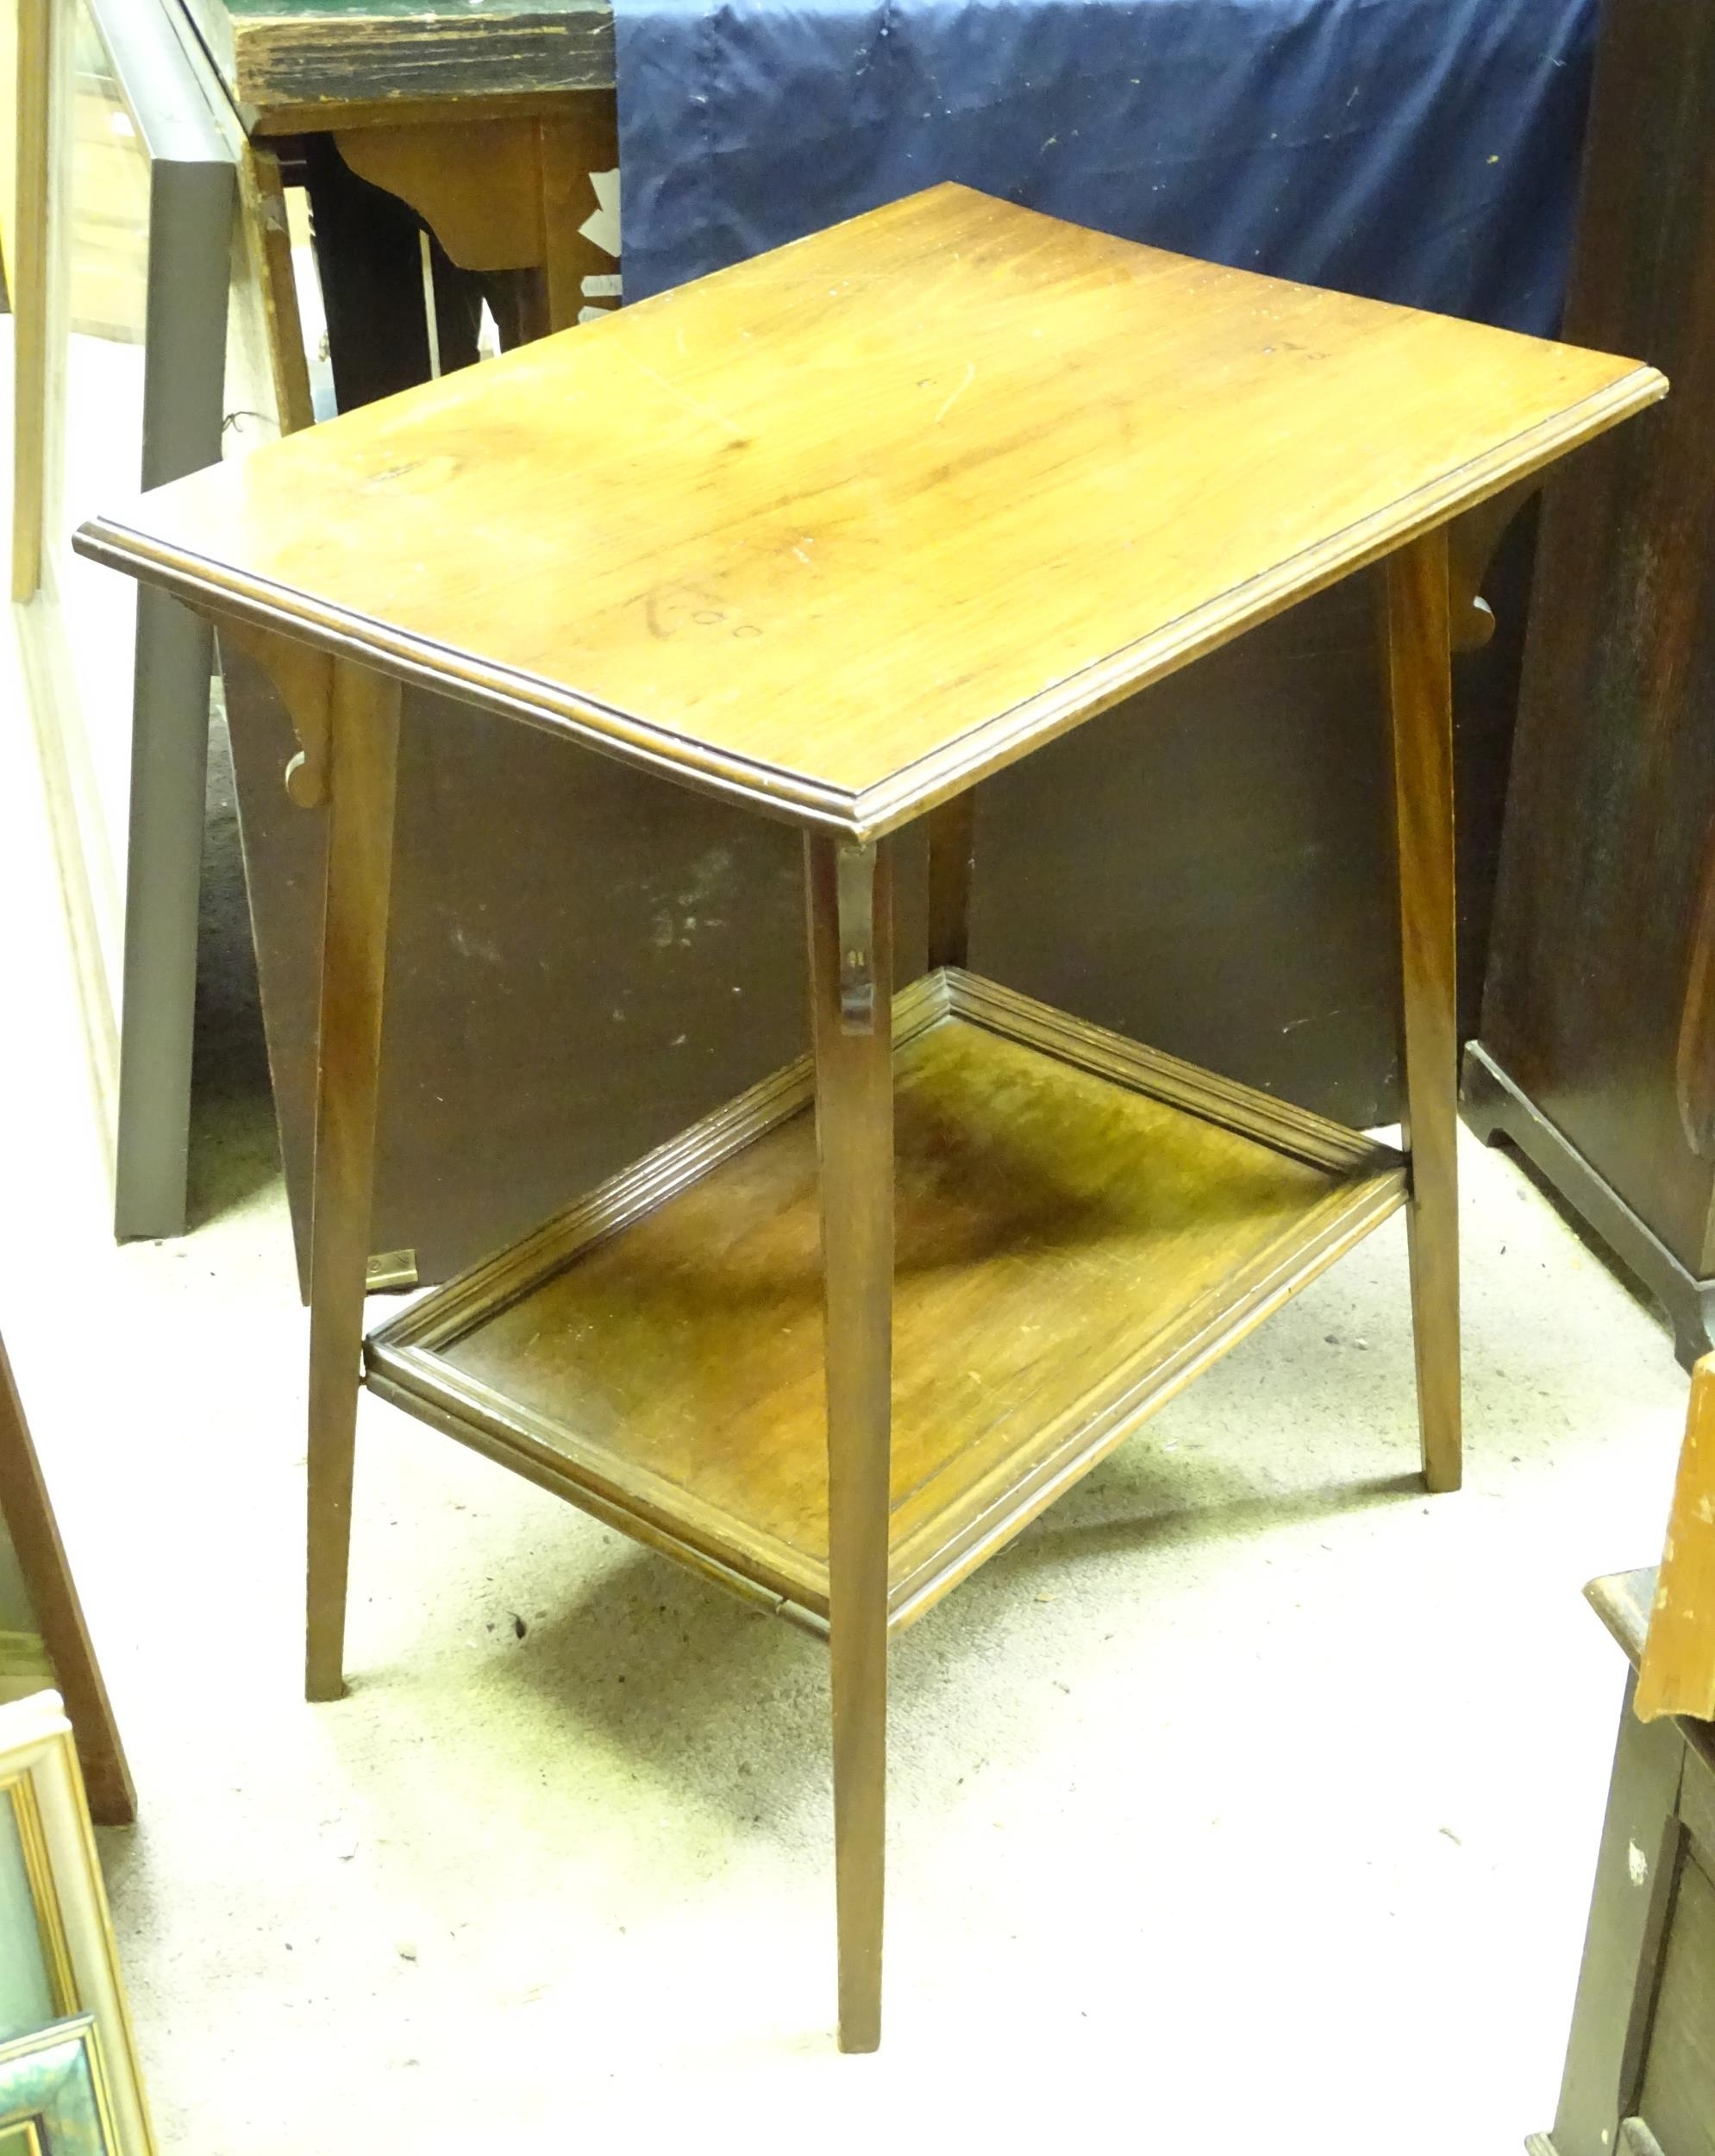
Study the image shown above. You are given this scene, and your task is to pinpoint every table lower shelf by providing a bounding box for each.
[366,968,1406,1633]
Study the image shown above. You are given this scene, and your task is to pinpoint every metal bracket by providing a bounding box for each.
[836,841,878,1034]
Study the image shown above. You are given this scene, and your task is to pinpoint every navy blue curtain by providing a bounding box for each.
[614,0,1596,332]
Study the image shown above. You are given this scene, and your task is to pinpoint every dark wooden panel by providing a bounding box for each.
[1480,0,1715,1281]
[980,542,1531,1134]
[222,648,923,1290]
[225,532,1530,1292]
[1637,1848,1715,2156]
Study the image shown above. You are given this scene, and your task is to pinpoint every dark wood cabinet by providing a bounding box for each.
[1466,0,1715,1367]
[1532,1571,1715,2156]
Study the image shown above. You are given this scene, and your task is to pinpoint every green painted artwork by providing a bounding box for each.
[0,1792,53,2046]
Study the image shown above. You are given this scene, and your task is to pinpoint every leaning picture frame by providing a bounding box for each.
[0,2015,119,2156]
[0,1696,153,2156]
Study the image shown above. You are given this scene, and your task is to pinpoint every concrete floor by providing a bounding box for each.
[0,612,1696,2153]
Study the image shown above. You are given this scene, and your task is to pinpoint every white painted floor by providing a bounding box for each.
[0,573,1695,2153]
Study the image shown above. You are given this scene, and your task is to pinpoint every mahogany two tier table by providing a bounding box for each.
[75,184,1664,2051]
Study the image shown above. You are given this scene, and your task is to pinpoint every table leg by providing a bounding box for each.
[536,96,620,335]
[805,830,895,2052]
[240,142,316,434]
[1383,529,1462,1494]
[305,661,400,1702]
[924,792,976,972]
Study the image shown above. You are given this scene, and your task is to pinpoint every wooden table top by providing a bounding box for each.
[175,0,614,124]
[76,183,1665,839]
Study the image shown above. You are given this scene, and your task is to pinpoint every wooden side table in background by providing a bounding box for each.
[175,0,620,354]
[77,184,1662,2048]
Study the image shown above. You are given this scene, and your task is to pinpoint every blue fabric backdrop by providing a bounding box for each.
[612,0,1596,332]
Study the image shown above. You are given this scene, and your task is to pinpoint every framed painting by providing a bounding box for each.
[0,2017,118,2156]
[0,1697,152,2156]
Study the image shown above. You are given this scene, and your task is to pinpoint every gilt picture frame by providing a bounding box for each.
[0,1698,152,2156]
[0,2017,117,2156]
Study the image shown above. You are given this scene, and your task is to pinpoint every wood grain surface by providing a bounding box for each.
[75,183,1663,838]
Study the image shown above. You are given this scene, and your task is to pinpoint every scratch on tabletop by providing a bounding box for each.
[618,346,746,440]
[936,361,977,424]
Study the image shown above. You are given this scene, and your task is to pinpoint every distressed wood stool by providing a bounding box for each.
[76,185,1664,2051]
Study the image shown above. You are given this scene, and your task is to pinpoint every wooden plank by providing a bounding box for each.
[1637,1359,1715,1723]
[175,0,615,122]
[74,184,1663,840]
[0,1337,133,1826]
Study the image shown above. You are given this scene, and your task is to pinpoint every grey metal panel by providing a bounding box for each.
[87,0,231,167]
[80,0,236,1238]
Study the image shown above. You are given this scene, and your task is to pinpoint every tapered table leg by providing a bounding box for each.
[305,660,400,1701]
[805,830,895,2053]
[1383,529,1462,1494]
